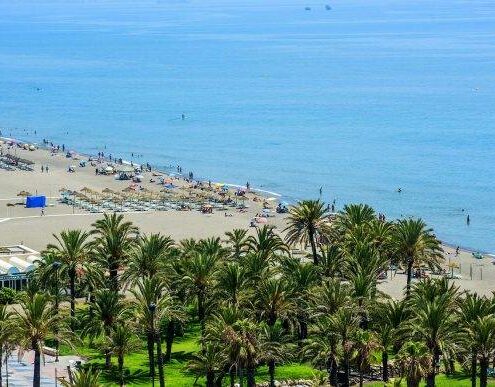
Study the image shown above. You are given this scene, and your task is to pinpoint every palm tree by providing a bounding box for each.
[333,204,376,236]
[318,244,344,278]
[255,278,295,327]
[314,278,351,317]
[216,262,249,306]
[234,319,261,387]
[123,233,174,285]
[303,315,340,386]
[60,367,102,387]
[107,324,139,387]
[372,300,409,382]
[282,260,319,341]
[259,321,293,387]
[0,305,13,387]
[92,213,138,291]
[396,341,431,387]
[352,329,379,387]
[13,293,71,387]
[197,237,228,257]
[225,229,249,260]
[407,284,458,387]
[205,305,246,387]
[463,316,495,387]
[246,225,287,261]
[182,251,219,333]
[131,277,184,385]
[347,265,381,330]
[43,229,92,329]
[396,341,432,387]
[284,199,330,265]
[458,293,494,387]
[328,307,360,387]
[187,343,225,387]
[392,219,443,297]
[81,289,130,368]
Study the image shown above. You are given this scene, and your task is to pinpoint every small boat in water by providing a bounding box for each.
[305,6,311,11]
[325,4,332,10]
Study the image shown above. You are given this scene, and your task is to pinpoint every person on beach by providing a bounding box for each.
[41,208,44,216]
[45,165,49,173]
[319,186,322,197]
[246,182,250,190]
[41,165,44,173]
[456,246,460,256]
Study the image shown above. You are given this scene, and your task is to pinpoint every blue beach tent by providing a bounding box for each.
[25,195,46,208]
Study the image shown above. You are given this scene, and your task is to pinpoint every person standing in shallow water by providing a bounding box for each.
[467,215,470,225]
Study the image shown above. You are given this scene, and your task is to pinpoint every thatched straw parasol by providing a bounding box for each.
[17,190,31,197]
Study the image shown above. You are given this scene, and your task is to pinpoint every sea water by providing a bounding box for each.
[0,0,494,252]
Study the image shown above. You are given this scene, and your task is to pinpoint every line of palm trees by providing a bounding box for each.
[0,202,494,387]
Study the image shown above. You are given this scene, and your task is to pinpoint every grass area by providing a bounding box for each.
[57,323,319,386]
[57,323,486,386]
[368,374,493,386]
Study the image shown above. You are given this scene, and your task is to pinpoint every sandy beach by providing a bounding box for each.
[1,141,494,298]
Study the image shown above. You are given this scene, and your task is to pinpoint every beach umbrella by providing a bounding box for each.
[17,190,31,197]
[256,217,268,224]
[102,188,114,194]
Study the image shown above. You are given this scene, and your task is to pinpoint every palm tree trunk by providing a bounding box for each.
[328,357,338,386]
[268,360,275,387]
[308,229,319,265]
[239,366,244,387]
[198,293,206,335]
[69,268,76,331]
[165,321,175,362]
[359,370,364,387]
[147,333,155,377]
[298,318,308,341]
[109,260,119,291]
[33,345,41,387]
[382,351,389,382]
[156,332,165,387]
[206,371,215,387]
[118,354,124,387]
[407,379,420,387]
[406,258,413,298]
[246,365,255,387]
[105,350,112,369]
[471,348,477,387]
[426,352,436,387]
[0,346,3,387]
[480,357,488,387]
[343,354,350,387]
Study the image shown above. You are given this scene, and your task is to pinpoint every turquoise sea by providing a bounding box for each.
[0,0,494,252]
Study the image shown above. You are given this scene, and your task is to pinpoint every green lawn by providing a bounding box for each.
[368,374,495,386]
[58,323,319,386]
[58,324,490,386]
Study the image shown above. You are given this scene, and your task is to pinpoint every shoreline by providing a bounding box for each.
[1,133,493,256]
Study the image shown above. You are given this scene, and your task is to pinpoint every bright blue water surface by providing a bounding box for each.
[1,0,494,251]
